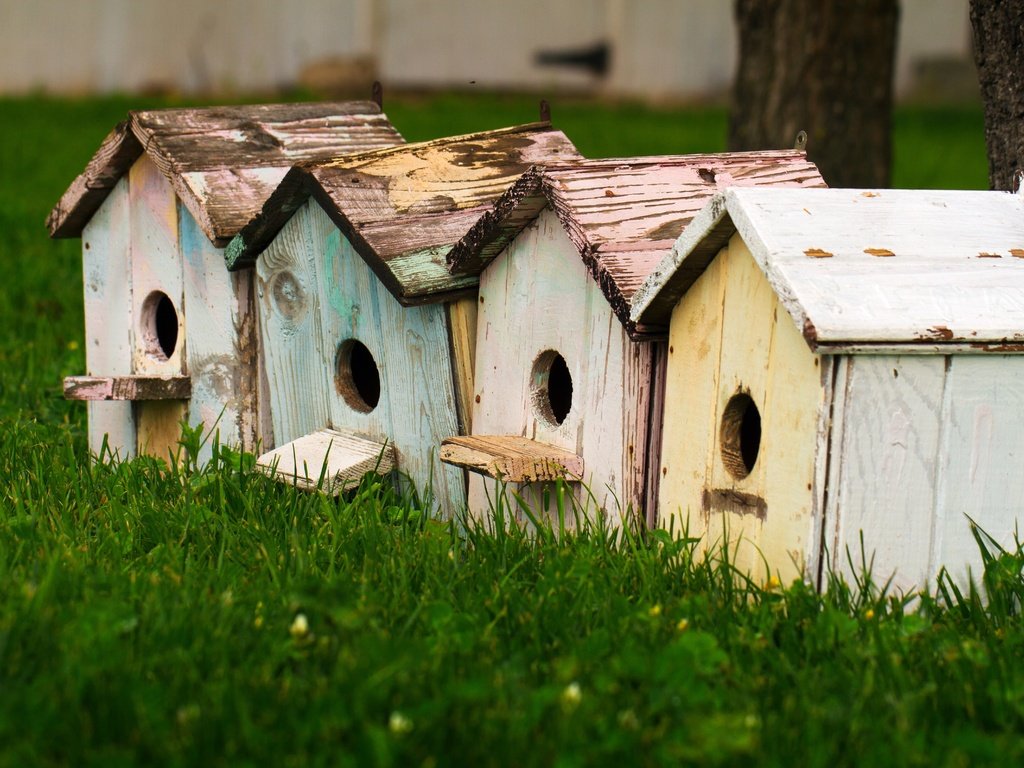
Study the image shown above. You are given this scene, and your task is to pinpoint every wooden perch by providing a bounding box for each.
[64,375,191,401]
[440,435,583,482]
[256,428,395,495]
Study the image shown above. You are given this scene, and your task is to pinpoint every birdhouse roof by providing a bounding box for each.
[631,187,1024,352]
[446,151,824,336]
[47,101,403,245]
[226,122,580,305]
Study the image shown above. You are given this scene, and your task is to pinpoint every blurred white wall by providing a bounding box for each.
[0,0,973,100]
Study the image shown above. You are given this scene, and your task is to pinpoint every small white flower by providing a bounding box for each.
[561,681,582,710]
[389,711,413,734]
[289,613,309,638]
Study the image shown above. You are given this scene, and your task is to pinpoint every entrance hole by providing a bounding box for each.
[140,291,179,361]
[720,392,761,479]
[531,350,573,426]
[335,339,381,412]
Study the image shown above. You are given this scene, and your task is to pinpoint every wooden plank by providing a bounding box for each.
[759,272,828,583]
[255,201,333,447]
[311,203,466,514]
[658,239,729,544]
[447,296,478,433]
[81,176,135,460]
[931,356,1024,587]
[257,428,395,495]
[703,237,777,580]
[64,375,191,401]
[135,400,186,463]
[440,435,584,481]
[129,154,187,458]
[179,207,254,461]
[829,355,947,592]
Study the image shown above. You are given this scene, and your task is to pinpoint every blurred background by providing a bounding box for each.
[0,0,976,104]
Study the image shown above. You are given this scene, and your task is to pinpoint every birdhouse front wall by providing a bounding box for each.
[255,200,465,512]
[659,234,825,583]
[81,154,257,463]
[470,208,656,524]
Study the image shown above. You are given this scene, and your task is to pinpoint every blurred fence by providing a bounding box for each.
[1,0,975,101]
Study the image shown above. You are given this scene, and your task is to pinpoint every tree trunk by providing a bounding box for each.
[729,0,899,188]
[970,0,1024,191]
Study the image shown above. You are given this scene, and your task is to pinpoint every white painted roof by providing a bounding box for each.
[631,187,1024,352]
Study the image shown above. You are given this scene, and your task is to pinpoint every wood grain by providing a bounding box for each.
[227,123,581,304]
[312,203,467,514]
[49,101,404,244]
[255,202,334,447]
[825,356,947,592]
[257,428,394,495]
[81,176,135,460]
[448,152,825,337]
[64,375,191,401]
[441,435,584,481]
[447,296,478,434]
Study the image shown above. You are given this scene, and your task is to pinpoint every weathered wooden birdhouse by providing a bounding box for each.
[225,123,580,509]
[440,153,824,526]
[631,186,1024,590]
[52,101,403,464]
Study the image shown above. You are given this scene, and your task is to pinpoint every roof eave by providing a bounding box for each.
[225,167,316,270]
[46,119,144,238]
[629,191,737,329]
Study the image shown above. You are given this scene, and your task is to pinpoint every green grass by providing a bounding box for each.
[0,93,1017,767]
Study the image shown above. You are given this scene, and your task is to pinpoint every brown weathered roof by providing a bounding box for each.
[226,122,581,305]
[47,101,404,245]
[447,151,826,337]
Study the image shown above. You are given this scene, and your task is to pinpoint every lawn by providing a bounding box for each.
[2,93,1021,767]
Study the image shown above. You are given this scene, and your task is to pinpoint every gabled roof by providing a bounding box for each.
[226,123,580,305]
[631,187,1024,353]
[48,101,403,245]
[446,151,824,337]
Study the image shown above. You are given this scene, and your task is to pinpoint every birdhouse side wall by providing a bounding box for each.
[82,175,135,460]
[256,200,465,513]
[469,208,656,525]
[824,353,1024,593]
[178,208,261,458]
[659,235,826,583]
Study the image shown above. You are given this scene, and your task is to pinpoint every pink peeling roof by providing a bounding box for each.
[448,151,825,337]
[47,101,404,245]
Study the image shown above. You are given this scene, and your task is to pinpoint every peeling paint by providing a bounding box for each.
[804,248,832,258]
[864,248,894,257]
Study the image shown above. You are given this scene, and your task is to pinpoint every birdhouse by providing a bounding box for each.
[441,153,824,526]
[52,101,403,464]
[631,187,1024,590]
[225,123,580,510]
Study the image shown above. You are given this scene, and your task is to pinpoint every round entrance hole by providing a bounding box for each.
[531,350,573,426]
[335,339,381,413]
[720,392,761,479]
[140,290,179,361]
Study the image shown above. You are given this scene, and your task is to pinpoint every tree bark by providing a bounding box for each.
[970,0,1024,191]
[729,0,899,188]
